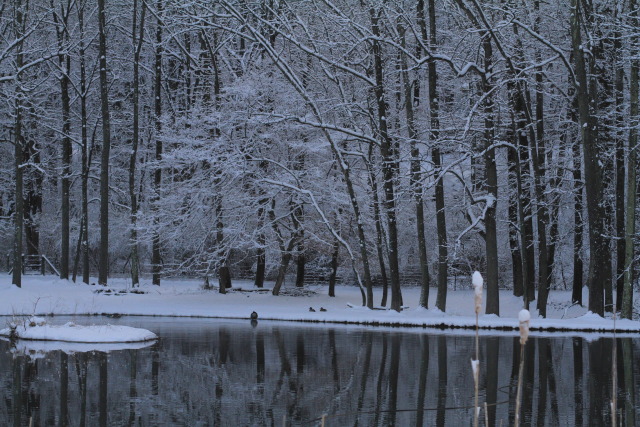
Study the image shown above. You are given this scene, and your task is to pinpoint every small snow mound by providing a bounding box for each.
[0,318,157,343]
[578,311,603,320]
[518,309,531,322]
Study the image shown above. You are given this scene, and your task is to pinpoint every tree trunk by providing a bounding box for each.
[614,6,626,309]
[97,0,111,286]
[293,147,306,289]
[294,203,305,288]
[370,7,402,312]
[622,0,638,319]
[11,2,25,288]
[129,0,145,287]
[53,2,72,280]
[152,0,163,286]
[531,127,550,317]
[427,0,448,312]
[272,239,295,296]
[482,35,499,316]
[23,116,41,258]
[572,140,584,305]
[507,143,524,297]
[368,145,389,307]
[254,205,266,288]
[571,0,610,316]
[216,197,232,290]
[79,3,90,284]
[413,0,433,309]
[531,0,550,317]
[328,238,339,297]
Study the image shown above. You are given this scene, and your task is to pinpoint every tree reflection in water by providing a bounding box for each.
[0,318,638,426]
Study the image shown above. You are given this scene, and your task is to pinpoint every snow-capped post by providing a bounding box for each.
[473,271,483,315]
[471,271,483,427]
[518,309,530,345]
[515,309,530,427]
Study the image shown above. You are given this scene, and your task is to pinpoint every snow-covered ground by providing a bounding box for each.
[0,275,638,334]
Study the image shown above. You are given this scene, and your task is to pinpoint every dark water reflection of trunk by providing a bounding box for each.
[60,352,68,427]
[98,352,107,427]
[1,318,639,426]
[414,335,428,427]
[436,335,447,427]
[573,336,584,426]
[485,336,498,427]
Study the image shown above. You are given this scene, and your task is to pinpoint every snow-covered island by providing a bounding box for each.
[1,275,640,334]
[1,316,157,343]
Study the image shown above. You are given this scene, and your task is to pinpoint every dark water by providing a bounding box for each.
[0,317,637,426]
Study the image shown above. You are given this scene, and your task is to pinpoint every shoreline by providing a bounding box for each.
[1,275,639,336]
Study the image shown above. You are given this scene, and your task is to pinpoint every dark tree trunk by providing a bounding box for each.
[328,238,339,297]
[217,198,232,290]
[427,0,448,312]
[508,144,524,297]
[12,3,26,288]
[294,203,305,288]
[97,0,111,286]
[129,0,145,287]
[614,7,626,310]
[370,7,402,312]
[272,243,294,296]
[622,0,639,319]
[531,0,550,316]
[482,35,499,316]
[368,145,389,307]
[23,127,41,258]
[254,206,266,288]
[53,2,72,280]
[572,141,584,305]
[255,235,266,287]
[78,3,90,284]
[531,67,550,315]
[152,0,164,286]
[414,0,433,309]
[571,0,610,316]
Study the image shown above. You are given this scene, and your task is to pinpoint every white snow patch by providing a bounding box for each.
[1,317,157,343]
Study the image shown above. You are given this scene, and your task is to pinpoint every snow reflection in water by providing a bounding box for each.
[0,317,637,426]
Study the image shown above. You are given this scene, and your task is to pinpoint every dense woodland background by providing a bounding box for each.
[1,0,639,317]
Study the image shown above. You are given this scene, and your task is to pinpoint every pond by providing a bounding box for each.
[0,317,637,426]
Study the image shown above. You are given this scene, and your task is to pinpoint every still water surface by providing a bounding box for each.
[0,317,637,426]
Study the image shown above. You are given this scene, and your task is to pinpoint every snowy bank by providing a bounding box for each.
[1,275,639,334]
[0,317,157,343]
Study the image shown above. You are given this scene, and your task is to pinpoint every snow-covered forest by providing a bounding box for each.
[1,0,639,318]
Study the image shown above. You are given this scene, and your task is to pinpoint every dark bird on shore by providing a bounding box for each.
[251,311,258,320]
[309,307,316,312]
